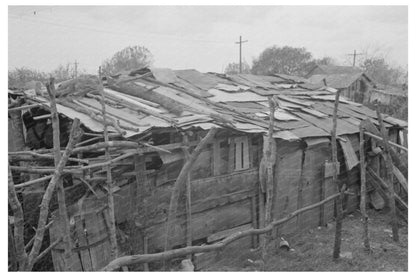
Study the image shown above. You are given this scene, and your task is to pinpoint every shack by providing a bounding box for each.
[307,69,376,104]
[8,67,408,271]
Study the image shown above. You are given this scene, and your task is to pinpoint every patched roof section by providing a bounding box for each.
[307,72,373,89]
[311,65,363,75]
[23,67,407,141]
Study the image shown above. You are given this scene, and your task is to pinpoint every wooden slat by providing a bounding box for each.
[393,165,408,193]
[75,215,93,271]
[212,140,221,176]
[228,138,235,173]
[84,211,111,270]
[146,199,253,250]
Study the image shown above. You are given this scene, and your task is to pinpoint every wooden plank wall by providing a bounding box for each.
[49,202,112,271]
[112,132,261,254]
[272,134,363,237]
[273,140,304,234]
[298,138,332,231]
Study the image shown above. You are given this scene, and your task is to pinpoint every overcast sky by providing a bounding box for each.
[8,5,408,74]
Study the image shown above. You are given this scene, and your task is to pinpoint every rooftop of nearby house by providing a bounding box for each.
[306,65,363,77]
[307,72,375,89]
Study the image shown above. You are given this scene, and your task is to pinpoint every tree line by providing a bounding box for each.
[226,46,407,88]
[9,44,406,89]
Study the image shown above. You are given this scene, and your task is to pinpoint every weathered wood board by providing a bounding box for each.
[298,138,331,230]
[146,198,253,251]
[50,203,112,271]
[273,140,304,235]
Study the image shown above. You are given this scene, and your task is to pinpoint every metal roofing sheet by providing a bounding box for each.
[339,136,359,170]
[311,102,349,118]
[336,102,394,128]
[264,109,300,121]
[233,122,266,133]
[290,125,329,138]
[207,89,268,102]
[153,86,217,116]
[150,67,179,84]
[292,111,359,135]
[300,107,328,118]
[174,69,220,91]
[238,74,275,89]
[215,83,250,92]
[170,79,213,98]
[225,101,267,110]
[274,119,310,130]
[272,73,310,83]
[103,88,166,114]
[31,96,125,134]
[276,95,313,107]
[273,130,300,141]
[21,68,406,142]
[383,116,408,127]
[304,137,330,147]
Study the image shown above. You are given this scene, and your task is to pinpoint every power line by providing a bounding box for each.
[235,35,248,73]
[347,49,363,67]
[10,6,56,18]
[9,13,230,45]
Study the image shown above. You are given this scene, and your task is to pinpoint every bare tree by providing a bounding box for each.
[224,61,251,74]
[101,45,153,75]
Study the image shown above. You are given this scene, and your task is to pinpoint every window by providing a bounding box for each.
[232,136,250,171]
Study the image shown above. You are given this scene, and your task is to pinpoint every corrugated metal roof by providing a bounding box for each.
[23,67,406,142]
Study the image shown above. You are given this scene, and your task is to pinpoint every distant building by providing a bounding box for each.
[306,65,376,104]
[305,64,363,78]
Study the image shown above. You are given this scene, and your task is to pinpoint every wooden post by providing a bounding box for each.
[27,119,82,270]
[183,134,193,256]
[46,79,73,270]
[258,184,265,236]
[361,119,407,177]
[296,151,305,229]
[164,128,218,254]
[250,195,258,248]
[331,90,343,260]
[376,107,399,242]
[319,169,326,226]
[98,69,118,259]
[8,109,26,152]
[261,97,276,263]
[359,123,370,252]
[8,166,28,270]
[127,155,143,260]
[8,217,18,271]
[132,155,149,271]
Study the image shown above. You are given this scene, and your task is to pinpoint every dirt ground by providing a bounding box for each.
[203,209,408,271]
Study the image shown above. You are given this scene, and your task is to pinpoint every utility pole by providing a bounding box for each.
[235,35,248,73]
[347,50,363,67]
[74,60,78,79]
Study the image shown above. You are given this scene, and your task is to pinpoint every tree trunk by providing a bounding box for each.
[164,128,218,254]
[46,79,73,270]
[26,118,82,270]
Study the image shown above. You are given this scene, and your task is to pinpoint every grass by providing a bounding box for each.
[203,209,408,271]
